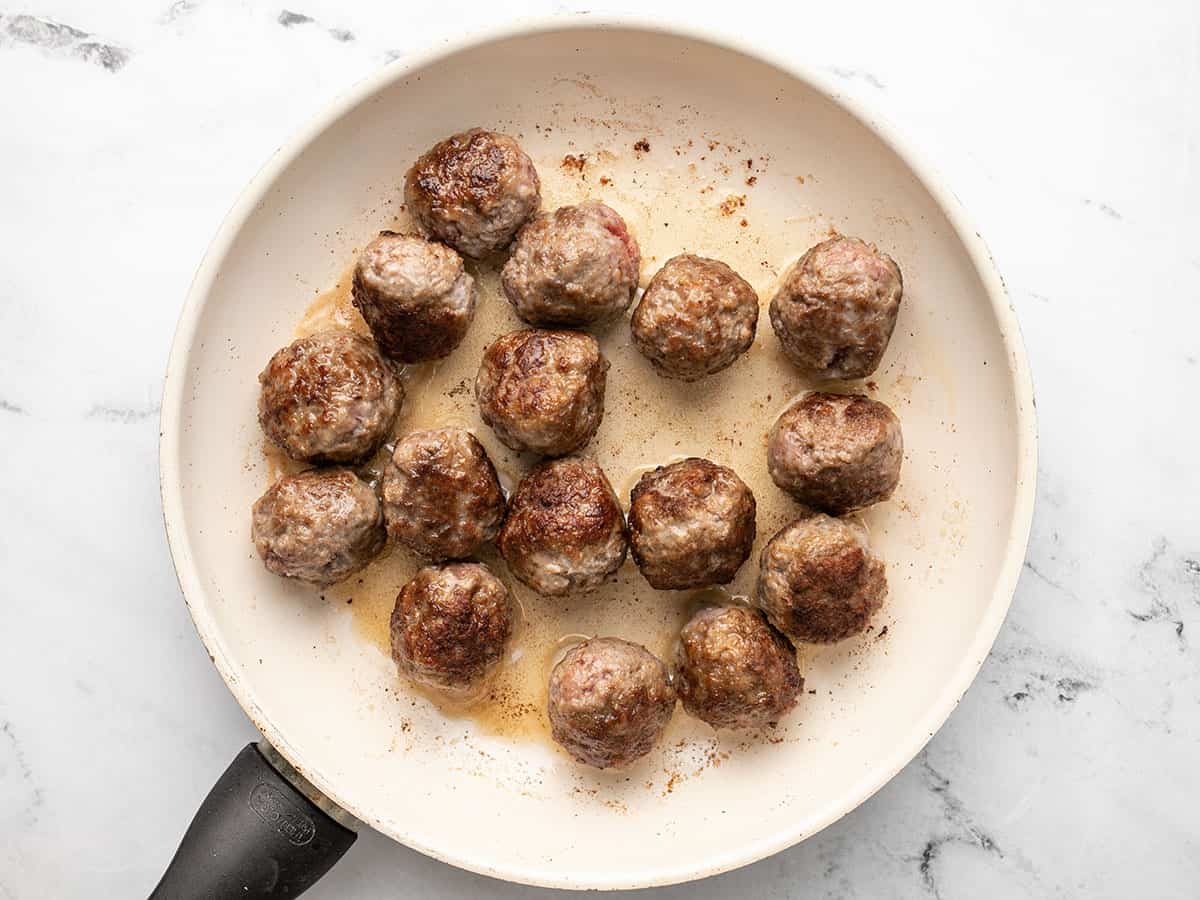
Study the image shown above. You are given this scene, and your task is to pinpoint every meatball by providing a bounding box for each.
[497,457,627,596]
[674,605,804,730]
[501,202,641,326]
[390,562,512,696]
[258,329,403,465]
[769,235,903,379]
[404,128,540,258]
[631,254,759,380]
[768,391,903,514]
[628,458,756,590]
[475,329,609,456]
[548,638,676,769]
[251,468,385,586]
[351,232,477,363]
[381,428,506,560]
[755,514,887,644]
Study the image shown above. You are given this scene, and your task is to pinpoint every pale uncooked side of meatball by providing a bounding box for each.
[769,235,903,379]
[768,391,903,514]
[501,202,641,327]
[548,637,676,769]
[755,514,888,644]
[404,128,541,258]
[674,605,804,730]
[251,468,386,586]
[390,562,512,696]
[258,329,403,465]
[475,329,609,456]
[628,457,756,590]
[381,428,506,561]
[631,254,759,381]
[352,232,477,363]
[497,456,628,596]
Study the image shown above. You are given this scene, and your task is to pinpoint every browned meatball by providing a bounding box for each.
[501,202,641,326]
[390,562,512,696]
[251,468,385,586]
[631,254,759,380]
[628,458,756,590]
[497,457,627,596]
[769,236,902,379]
[674,605,803,730]
[548,638,675,768]
[352,232,477,363]
[404,128,541,258]
[768,391,903,514]
[381,428,506,560]
[258,329,403,465]
[475,329,608,456]
[755,514,887,644]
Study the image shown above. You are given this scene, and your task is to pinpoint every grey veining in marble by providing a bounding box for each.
[1,1,1197,897]
[0,12,130,71]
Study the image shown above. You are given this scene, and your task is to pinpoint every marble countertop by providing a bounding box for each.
[1,1,1197,897]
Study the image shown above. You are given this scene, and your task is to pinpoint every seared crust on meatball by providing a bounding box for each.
[258,329,403,465]
[251,468,385,586]
[352,232,477,363]
[390,562,512,696]
[548,638,676,768]
[631,254,759,380]
[475,329,609,456]
[404,128,541,258]
[628,458,756,590]
[769,236,902,379]
[768,391,903,514]
[755,514,887,644]
[498,457,628,596]
[501,202,641,326]
[674,605,803,730]
[381,428,506,560]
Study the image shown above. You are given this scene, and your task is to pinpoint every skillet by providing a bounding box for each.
[154,17,1036,895]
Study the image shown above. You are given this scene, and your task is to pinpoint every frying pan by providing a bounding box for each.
[154,17,1036,896]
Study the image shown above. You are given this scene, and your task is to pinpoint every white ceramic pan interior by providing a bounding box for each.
[160,19,1035,891]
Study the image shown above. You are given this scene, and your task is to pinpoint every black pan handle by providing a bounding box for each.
[149,743,357,899]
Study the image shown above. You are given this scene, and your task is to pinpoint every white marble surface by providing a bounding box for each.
[1,1,1197,897]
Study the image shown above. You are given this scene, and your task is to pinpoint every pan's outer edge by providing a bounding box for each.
[158,13,1038,891]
